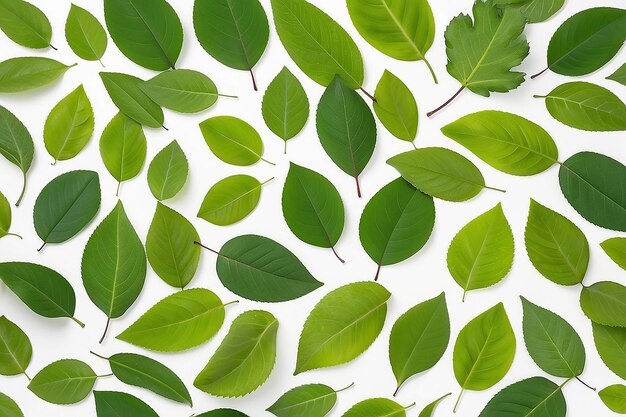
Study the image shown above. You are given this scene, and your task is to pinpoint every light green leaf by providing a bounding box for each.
[0,392,23,417]
[0,105,33,206]
[147,140,188,201]
[0,57,74,93]
[417,393,451,417]
[199,116,270,166]
[0,0,52,49]
[580,281,626,327]
[373,70,418,143]
[65,4,107,63]
[0,190,20,239]
[341,398,414,417]
[198,175,265,226]
[0,316,31,376]
[607,63,626,86]
[94,391,158,417]
[194,310,278,397]
[295,282,390,374]
[28,359,96,405]
[599,384,626,414]
[100,72,164,128]
[601,237,626,271]
[267,383,352,417]
[593,323,626,380]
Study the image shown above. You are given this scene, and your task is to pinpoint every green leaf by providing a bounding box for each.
[607,63,626,86]
[441,110,558,175]
[373,71,418,143]
[146,202,200,289]
[389,293,449,395]
[341,398,414,417]
[147,140,188,201]
[0,0,52,49]
[262,67,309,148]
[193,0,268,90]
[197,410,248,417]
[447,203,514,299]
[601,237,626,271]
[580,281,626,327]
[267,383,351,417]
[295,282,390,374]
[100,72,164,128]
[282,163,344,259]
[139,69,224,114]
[359,177,434,279]
[387,147,493,202]
[0,262,81,325]
[0,392,23,417]
[593,323,626,380]
[194,310,278,397]
[559,151,626,231]
[0,190,19,239]
[104,0,182,70]
[44,85,95,163]
[65,4,107,63]
[520,297,585,378]
[103,352,191,405]
[211,234,322,302]
[545,7,626,77]
[94,391,159,417]
[599,384,626,414]
[28,359,96,405]
[346,0,436,82]
[524,199,589,285]
[99,113,147,190]
[0,57,74,93]
[0,316,31,376]
[316,76,376,197]
[0,105,33,206]
[117,288,228,352]
[199,116,270,166]
[477,376,566,417]
[517,0,565,23]
[33,170,100,246]
[270,0,364,88]
[536,82,626,131]
[453,303,515,410]
[197,175,265,226]
[417,393,451,417]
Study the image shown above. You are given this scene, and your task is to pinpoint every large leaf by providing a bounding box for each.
[388,147,496,202]
[346,0,436,82]
[282,163,344,260]
[0,57,74,93]
[100,72,164,128]
[146,202,200,289]
[359,177,434,279]
[147,140,188,201]
[33,170,100,247]
[0,392,22,417]
[104,0,182,70]
[44,85,95,163]
[0,0,52,49]
[373,70,418,143]
[117,288,228,352]
[28,359,96,405]
[593,323,626,379]
[0,316,31,376]
[316,76,376,197]
[193,0,268,90]
[194,310,278,397]
[601,237,626,271]
[389,293,449,395]
[94,391,158,417]
[447,204,513,300]
[65,4,108,63]
[580,281,626,327]
[521,297,585,377]
[199,116,271,166]
[267,383,352,417]
[198,175,265,226]
[341,398,414,417]
[271,0,364,88]
[478,376,566,417]
[559,151,626,231]
[295,282,390,374]
[524,199,589,285]
[599,384,626,414]
[608,63,626,86]
[0,105,33,206]
[441,110,558,175]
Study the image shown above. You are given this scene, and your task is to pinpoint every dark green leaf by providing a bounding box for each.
[0,57,74,93]
[100,72,164,128]
[0,0,52,49]
[0,316,31,376]
[580,281,626,327]
[196,410,248,417]
[478,376,566,417]
[94,391,158,417]
[28,359,96,404]
[147,140,188,200]
[65,4,108,63]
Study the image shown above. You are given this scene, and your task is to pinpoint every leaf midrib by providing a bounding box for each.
[110,358,188,403]
[378,0,425,59]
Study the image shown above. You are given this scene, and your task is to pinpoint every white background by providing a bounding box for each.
[1,0,625,416]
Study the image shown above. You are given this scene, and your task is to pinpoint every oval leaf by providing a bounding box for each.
[0,392,23,417]
[580,281,626,327]
[0,316,31,376]
[0,0,52,49]
[65,4,108,62]
[342,398,413,417]
[478,376,566,417]
[0,190,14,239]
[198,175,264,226]
[197,410,248,417]
[140,69,222,113]
[267,383,349,417]
[28,359,96,405]
[100,72,164,128]
[0,105,33,205]
[373,70,418,142]
[147,140,188,201]
[599,384,626,414]
[601,237,626,271]
[94,391,158,417]
[199,116,268,166]
[593,323,626,380]
[0,57,74,93]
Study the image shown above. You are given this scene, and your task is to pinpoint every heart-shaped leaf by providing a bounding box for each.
[0,57,74,93]
[0,105,33,206]
[267,383,352,417]
[593,323,626,380]
[601,237,626,271]
[199,116,271,166]
[0,0,52,49]
[373,71,418,143]
[100,72,164,128]
[599,384,626,413]
[198,175,266,226]
[0,316,31,377]
[580,281,626,327]
[147,140,188,201]
[94,391,158,417]
[0,392,22,417]
[65,4,107,63]
[478,376,566,417]
[28,359,97,404]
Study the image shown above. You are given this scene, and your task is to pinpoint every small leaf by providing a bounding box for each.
[0,0,52,49]
[295,282,390,374]
[267,383,351,417]
[417,393,451,417]
[0,57,74,93]
[447,203,514,299]
[0,190,19,239]
[524,199,589,285]
[607,63,626,86]
[146,202,200,289]
[33,170,101,246]
[194,310,278,397]
[316,76,376,197]
[104,0,182,70]
[199,116,270,166]
[117,288,228,352]
[100,72,164,128]
[601,237,626,271]
[341,398,414,417]
[0,392,23,417]
[28,359,96,405]
[44,85,95,162]
[0,316,32,376]
[196,410,248,417]
[94,391,158,417]
[65,4,108,63]
[580,281,626,327]
[599,384,626,414]
[0,105,33,205]
[198,175,264,226]
[147,140,188,201]
[389,293,449,395]
[373,71,418,143]
[593,323,626,380]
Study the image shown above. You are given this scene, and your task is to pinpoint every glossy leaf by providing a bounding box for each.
[417,393,451,417]
[147,140,188,201]
[0,105,33,205]
[295,282,390,374]
[580,281,626,327]
[599,384,626,414]
[140,69,222,113]
[194,310,278,397]
[0,392,22,417]
[373,71,418,143]
[0,57,74,93]
[199,116,269,166]
[601,237,626,271]
[65,4,108,63]
[478,376,566,417]
[28,359,96,405]
[0,316,31,376]
[267,383,350,417]
[100,72,164,128]
[0,0,52,49]
[342,398,413,417]
[198,175,264,226]
[593,323,626,380]
[608,63,626,86]
[99,113,147,188]
[94,391,159,417]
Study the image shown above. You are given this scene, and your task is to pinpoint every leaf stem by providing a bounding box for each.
[37,242,46,252]
[393,383,403,397]
[355,175,362,198]
[331,247,345,264]
[194,241,220,256]
[223,300,239,308]
[70,316,85,328]
[23,371,31,380]
[462,290,468,303]
[335,382,354,393]
[403,402,416,411]
[427,86,465,117]
[99,317,111,344]
[453,389,464,413]
[423,57,438,84]
[410,141,417,150]
[116,182,121,197]
[576,376,596,391]
[5,232,22,239]
[359,87,377,103]
[531,68,548,79]
[484,185,506,193]
[217,93,238,99]
[98,59,105,68]
[97,373,114,378]
[261,177,275,186]
[374,263,382,281]
[90,351,109,361]
[250,68,258,91]
[15,173,26,207]
[162,125,169,131]
[261,157,276,166]
[49,43,57,51]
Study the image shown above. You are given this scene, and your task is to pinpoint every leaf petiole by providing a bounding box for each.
[427,86,465,117]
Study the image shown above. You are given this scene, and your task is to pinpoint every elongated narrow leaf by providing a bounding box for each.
[608,63,626,86]
[267,383,350,417]
[478,376,566,417]
[117,289,228,352]
[104,0,182,70]
[94,391,158,417]
[271,0,364,88]
[0,0,52,49]
[599,384,626,414]
[198,175,264,226]
[593,323,626,379]
[373,71,418,142]
[28,359,96,405]
[0,57,74,93]
[100,72,164,128]
[342,398,413,417]
[296,282,390,374]
[418,393,451,417]
[65,4,107,62]
[580,281,626,327]
[99,113,147,188]
[194,310,278,397]
[140,69,222,113]
[0,392,23,417]
[0,316,31,376]
[146,202,200,289]
[0,105,33,206]
[601,237,626,271]
[199,116,268,166]
[147,140,188,201]
[33,170,101,246]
